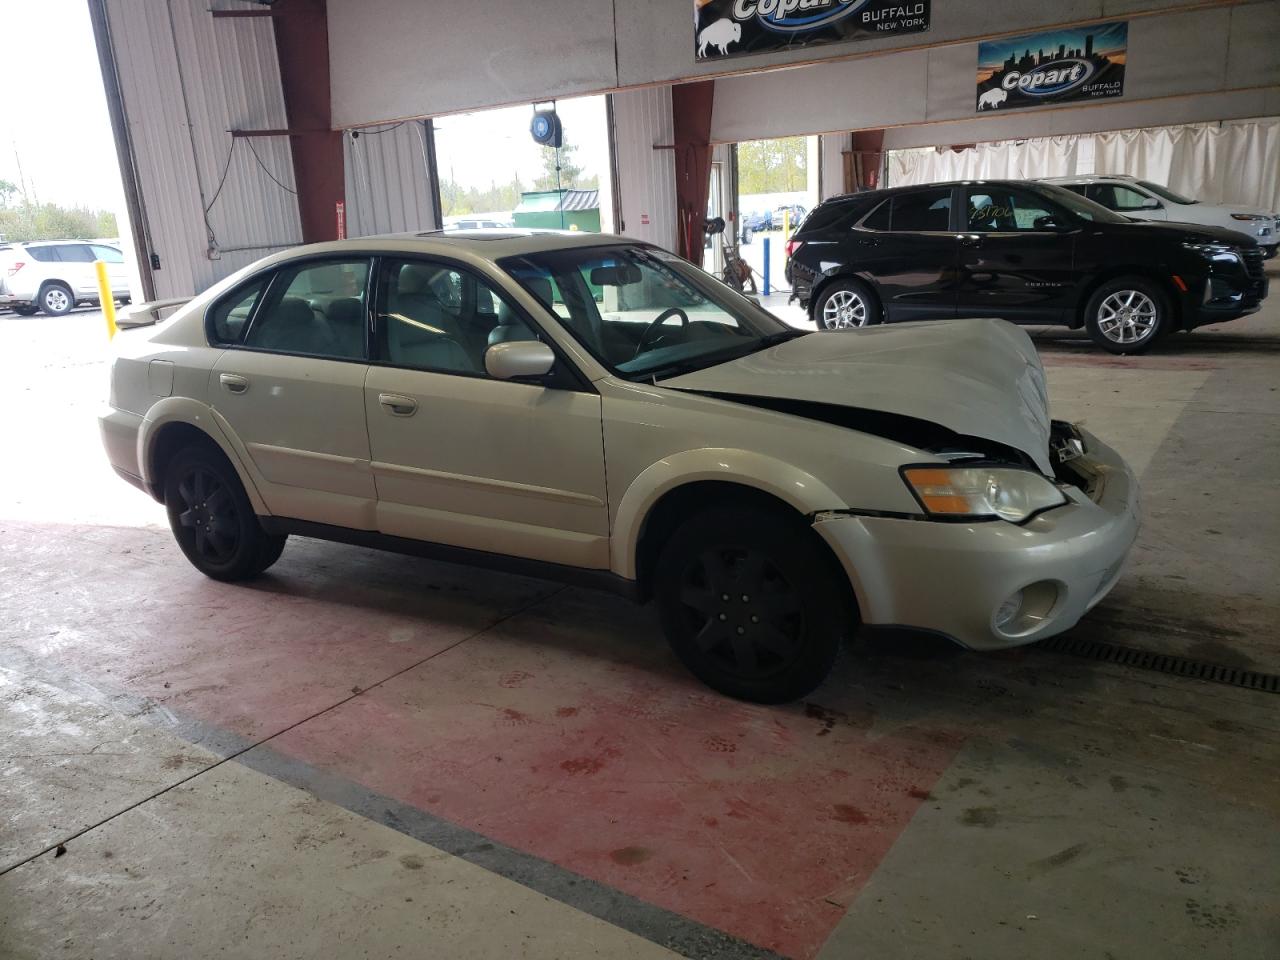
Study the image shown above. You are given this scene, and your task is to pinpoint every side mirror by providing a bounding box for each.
[485,340,555,381]
[1141,197,1162,210]
[1033,215,1070,231]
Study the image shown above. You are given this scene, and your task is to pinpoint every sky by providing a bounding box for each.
[431,96,610,192]
[0,0,125,211]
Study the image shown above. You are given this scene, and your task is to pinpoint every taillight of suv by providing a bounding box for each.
[6,260,24,277]
[785,239,799,259]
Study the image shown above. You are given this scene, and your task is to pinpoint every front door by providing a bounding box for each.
[209,257,377,529]
[955,185,1078,323]
[853,187,959,321]
[364,257,609,569]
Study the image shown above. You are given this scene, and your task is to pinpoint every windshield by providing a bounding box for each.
[1036,182,1130,224]
[1137,180,1196,205]
[498,244,801,381]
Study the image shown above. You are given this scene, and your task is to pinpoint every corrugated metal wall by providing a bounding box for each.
[105,0,302,298]
[610,88,678,251]
[343,121,439,238]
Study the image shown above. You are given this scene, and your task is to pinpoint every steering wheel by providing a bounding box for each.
[633,307,689,359]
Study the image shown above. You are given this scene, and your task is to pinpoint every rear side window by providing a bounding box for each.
[798,203,854,233]
[890,189,953,232]
[243,259,370,360]
[209,278,269,345]
[860,199,892,231]
[56,244,97,262]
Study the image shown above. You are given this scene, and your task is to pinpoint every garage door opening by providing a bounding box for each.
[432,95,615,234]
[730,134,820,295]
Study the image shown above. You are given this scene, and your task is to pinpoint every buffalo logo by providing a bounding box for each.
[1001,57,1095,97]
[697,17,742,56]
[730,0,869,33]
[977,87,1007,110]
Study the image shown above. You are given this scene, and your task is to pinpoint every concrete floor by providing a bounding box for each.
[1,290,1278,959]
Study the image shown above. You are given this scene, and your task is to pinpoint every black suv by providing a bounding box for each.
[786,180,1269,354]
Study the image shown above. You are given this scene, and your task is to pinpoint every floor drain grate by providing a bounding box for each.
[1038,635,1280,694]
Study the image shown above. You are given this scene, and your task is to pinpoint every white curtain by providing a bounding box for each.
[889,117,1280,212]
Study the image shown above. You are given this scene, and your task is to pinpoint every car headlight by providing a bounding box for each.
[902,466,1068,523]
[1181,241,1240,264]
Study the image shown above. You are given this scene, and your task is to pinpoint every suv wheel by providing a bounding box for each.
[163,444,287,581]
[655,506,850,703]
[39,283,74,317]
[815,280,881,329]
[1085,277,1168,354]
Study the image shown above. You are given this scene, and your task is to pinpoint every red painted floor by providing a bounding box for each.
[1,521,962,958]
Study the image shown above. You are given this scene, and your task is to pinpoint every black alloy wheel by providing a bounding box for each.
[164,444,286,581]
[656,507,849,703]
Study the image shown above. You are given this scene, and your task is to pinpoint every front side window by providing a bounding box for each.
[375,258,535,376]
[91,244,125,263]
[965,187,1057,232]
[500,244,799,381]
[891,189,953,232]
[243,258,370,360]
[1137,180,1195,205]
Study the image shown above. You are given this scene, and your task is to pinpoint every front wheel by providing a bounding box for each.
[164,444,287,581]
[655,507,851,703]
[1084,277,1169,354]
[815,279,881,330]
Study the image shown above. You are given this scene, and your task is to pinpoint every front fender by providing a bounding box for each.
[137,397,270,515]
[610,447,845,579]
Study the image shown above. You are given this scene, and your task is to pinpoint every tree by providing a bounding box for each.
[0,179,17,207]
[533,139,597,192]
[0,201,118,242]
[737,137,808,195]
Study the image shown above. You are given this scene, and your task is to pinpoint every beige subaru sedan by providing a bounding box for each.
[100,231,1139,702]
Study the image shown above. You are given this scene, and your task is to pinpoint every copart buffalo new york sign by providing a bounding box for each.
[976,21,1127,112]
[694,0,930,62]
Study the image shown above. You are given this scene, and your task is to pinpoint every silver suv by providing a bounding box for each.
[0,240,130,316]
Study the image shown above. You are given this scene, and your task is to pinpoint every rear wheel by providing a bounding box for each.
[1084,277,1169,354]
[39,283,74,317]
[163,444,286,581]
[655,507,851,703]
[815,279,881,330]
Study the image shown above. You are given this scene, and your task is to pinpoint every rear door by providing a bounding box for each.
[210,257,378,530]
[955,185,1078,323]
[853,187,959,320]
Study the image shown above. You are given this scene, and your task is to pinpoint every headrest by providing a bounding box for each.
[399,264,435,296]
[274,297,316,327]
[326,297,363,325]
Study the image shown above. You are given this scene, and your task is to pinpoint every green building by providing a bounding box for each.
[511,189,601,232]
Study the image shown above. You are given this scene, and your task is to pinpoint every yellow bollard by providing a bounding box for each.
[783,208,791,240]
[95,260,118,340]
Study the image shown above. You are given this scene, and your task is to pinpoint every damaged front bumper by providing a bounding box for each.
[812,426,1139,650]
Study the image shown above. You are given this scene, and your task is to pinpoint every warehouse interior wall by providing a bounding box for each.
[888,116,1280,211]
[343,121,439,237]
[610,88,678,251]
[98,0,303,299]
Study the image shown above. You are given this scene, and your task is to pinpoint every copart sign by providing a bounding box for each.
[694,0,930,62]
[976,21,1127,112]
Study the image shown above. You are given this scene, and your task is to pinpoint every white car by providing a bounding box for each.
[0,239,131,315]
[1044,175,1279,258]
[100,230,1139,702]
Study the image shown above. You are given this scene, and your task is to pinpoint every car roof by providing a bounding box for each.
[1041,174,1139,184]
[819,179,1068,207]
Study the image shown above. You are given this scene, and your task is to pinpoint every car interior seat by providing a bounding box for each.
[384,265,474,372]
[252,297,338,356]
[324,297,366,358]
[487,277,545,347]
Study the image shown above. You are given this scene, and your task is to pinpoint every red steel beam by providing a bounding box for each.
[671,80,715,265]
[271,0,344,243]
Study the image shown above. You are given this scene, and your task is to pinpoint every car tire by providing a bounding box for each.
[163,444,287,582]
[39,283,75,317]
[11,304,38,316]
[655,506,851,703]
[741,227,753,245]
[815,279,881,330]
[1084,277,1169,355]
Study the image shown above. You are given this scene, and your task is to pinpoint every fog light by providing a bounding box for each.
[995,591,1024,630]
[993,581,1061,636]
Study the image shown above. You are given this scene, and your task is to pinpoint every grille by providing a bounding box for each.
[1242,247,1264,281]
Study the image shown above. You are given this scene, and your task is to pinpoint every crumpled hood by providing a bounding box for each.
[661,318,1053,473]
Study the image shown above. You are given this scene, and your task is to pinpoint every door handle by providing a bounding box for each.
[378,393,418,416]
[219,373,249,394]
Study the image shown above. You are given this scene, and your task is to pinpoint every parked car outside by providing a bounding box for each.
[101,230,1138,702]
[1043,175,1279,259]
[739,209,772,243]
[445,218,513,230]
[773,203,808,231]
[787,180,1268,354]
[0,239,130,316]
